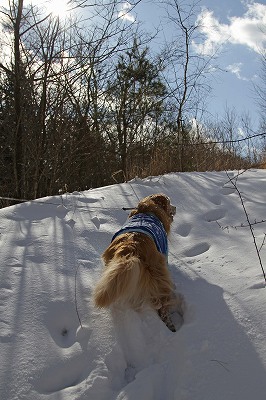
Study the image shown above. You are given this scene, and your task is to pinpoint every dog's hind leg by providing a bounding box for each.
[158,306,176,332]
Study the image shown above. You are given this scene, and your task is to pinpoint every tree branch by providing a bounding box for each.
[225,171,266,285]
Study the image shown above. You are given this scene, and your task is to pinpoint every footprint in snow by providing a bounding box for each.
[249,282,266,290]
[65,218,76,229]
[184,242,210,257]
[176,223,192,237]
[220,186,236,195]
[76,196,102,204]
[33,353,90,394]
[208,194,222,206]
[33,305,93,395]
[91,216,108,229]
[44,300,80,348]
[203,208,226,222]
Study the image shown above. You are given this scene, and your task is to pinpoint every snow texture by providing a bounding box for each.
[0,169,266,400]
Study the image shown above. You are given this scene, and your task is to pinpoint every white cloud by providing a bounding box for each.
[238,127,245,137]
[193,1,266,55]
[226,62,249,80]
[118,2,136,23]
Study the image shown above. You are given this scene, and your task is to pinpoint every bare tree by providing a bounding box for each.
[0,0,30,197]
[159,0,218,170]
[0,0,64,198]
[254,49,266,146]
[0,0,146,201]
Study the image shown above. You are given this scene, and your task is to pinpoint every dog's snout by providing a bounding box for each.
[170,205,176,216]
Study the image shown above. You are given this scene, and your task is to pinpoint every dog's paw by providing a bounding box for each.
[158,307,176,332]
[170,310,184,332]
[167,320,176,333]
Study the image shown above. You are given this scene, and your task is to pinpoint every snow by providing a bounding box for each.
[0,169,266,400]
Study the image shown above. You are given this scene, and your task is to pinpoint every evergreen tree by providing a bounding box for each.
[104,39,167,179]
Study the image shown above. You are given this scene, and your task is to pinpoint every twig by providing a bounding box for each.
[75,265,83,329]
[210,359,230,372]
[225,172,266,285]
[237,219,266,228]
[166,132,266,147]
[259,234,266,253]
[216,220,230,233]
[216,219,266,230]
[223,168,250,185]
[0,195,131,212]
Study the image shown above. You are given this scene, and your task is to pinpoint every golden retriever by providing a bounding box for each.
[93,193,182,331]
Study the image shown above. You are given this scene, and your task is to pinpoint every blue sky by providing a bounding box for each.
[0,0,265,128]
[121,0,266,128]
[192,0,265,123]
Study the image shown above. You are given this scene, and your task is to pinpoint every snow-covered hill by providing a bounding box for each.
[1,170,266,400]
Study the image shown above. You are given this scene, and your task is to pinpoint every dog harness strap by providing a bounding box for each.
[111,213,168,257]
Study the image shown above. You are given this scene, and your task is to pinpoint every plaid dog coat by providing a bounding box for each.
[111,213,168,257]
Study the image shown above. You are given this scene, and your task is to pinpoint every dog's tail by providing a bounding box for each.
[93,256,141,308]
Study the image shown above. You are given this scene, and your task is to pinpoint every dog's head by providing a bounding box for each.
[147,194,176,221]
[129,193,176,233]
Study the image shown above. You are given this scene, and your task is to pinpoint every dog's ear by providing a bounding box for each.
[149,194,169,212]
[130,194,169,216]
[128,208,138,217]
[129,201,151,217]
[129,193,173,233]
[129,197,158,217]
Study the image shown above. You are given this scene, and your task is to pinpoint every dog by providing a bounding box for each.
[93,193,182,332]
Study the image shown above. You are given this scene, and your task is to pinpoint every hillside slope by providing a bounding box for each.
[0,170,266,400]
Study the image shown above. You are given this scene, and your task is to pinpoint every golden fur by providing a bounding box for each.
[93,194,179,329]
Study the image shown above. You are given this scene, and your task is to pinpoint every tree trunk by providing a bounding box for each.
[13,0,24,198]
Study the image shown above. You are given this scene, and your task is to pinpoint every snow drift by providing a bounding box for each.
[0,169,266,400]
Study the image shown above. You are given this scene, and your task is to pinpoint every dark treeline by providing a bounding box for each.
[0,0,264,207]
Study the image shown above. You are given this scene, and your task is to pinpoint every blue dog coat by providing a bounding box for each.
[112,213,168,257]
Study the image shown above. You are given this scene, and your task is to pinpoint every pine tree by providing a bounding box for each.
[104,39,167,179]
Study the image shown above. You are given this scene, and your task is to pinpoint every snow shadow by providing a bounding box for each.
[169,267,266,400]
